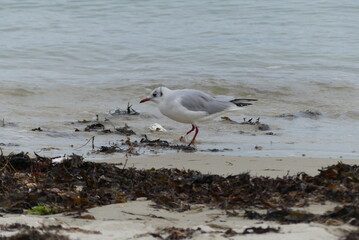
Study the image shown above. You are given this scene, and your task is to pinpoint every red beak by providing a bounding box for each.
[140,98,151,103]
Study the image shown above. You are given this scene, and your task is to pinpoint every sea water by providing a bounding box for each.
[0,0,358,159]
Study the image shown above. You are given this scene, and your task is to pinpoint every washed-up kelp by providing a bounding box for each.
[140,226,280,239]
[0,223,100,240]
[109,103,139,116]
[139,136,196,152]
[221,117,270,131]
[0,153,358,224]
[96,136,196,154]
[83,122,136,136]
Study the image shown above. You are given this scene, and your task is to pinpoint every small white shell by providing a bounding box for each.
[52,156,65,164]
[149,123,167,132]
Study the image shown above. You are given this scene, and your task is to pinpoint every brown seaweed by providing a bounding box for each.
[115,124,136,136]
[84,123,105,132]
[0,153,357,227]
[109,102,139,116]
[139,135,196,152]
[0,223,100,240]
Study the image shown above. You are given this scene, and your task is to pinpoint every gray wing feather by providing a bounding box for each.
[179,90,234,114]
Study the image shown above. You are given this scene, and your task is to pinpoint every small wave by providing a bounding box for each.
[0,87,36,97]
[345,111,359,120]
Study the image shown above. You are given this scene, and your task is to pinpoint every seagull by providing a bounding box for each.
[140,87,256,146]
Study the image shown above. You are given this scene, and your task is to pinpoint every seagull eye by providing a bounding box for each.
[153,93,157,97]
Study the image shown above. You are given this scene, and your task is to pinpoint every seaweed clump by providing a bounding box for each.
[0,153,358,227]
[138,135,196,152]
[0,223,99,240]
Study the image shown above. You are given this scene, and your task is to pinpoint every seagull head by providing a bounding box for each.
[140,87,166,104]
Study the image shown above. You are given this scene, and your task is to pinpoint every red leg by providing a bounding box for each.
[180,124,195,142]
[185,124,195,135]
[188,126,199,146]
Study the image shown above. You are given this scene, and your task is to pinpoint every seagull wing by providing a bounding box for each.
[178,90,234,115]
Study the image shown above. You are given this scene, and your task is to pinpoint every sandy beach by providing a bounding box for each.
[1,0,358,239]
[104,153,359,177]
[0,153,357,240]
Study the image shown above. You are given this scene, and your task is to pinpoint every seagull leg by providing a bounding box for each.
[180,124,195,142]
[188,125,199,146]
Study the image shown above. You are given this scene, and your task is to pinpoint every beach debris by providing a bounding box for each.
[241,117,261,125]
[149,123,167,132]
[139,135,196,152]
[31,127,43,132]
[299,110,322,119]
[1,119,17,128]
[276,113,297,119]
[81,120,136,136]
[0,225,70,240]
[27,205,56,215]
[266,132,275,135]
[140,135,170,147]
[277,110,322,120]
[0,223,100,239]
[51,156,66,164]
[109,102,139,116]
[242,226,280,235]
[201,148,232,153]
[144,225,280,239]
[345,228,359,240]
[245,209,315,223]
[257,123,270,131]
[144,227,201,239]
[0,152,357,229]
[320,205,359,226]
[115,124,136,136]
[97,144,126,154]
[221,117,271,131]
[84,123,105,132]
[80,119,137,136]
[241,118,270,131]
[74,214,96,220]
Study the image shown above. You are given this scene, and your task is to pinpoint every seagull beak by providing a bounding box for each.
[140,98,151,103]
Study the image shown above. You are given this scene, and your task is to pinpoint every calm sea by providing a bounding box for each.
[0,0,358,159]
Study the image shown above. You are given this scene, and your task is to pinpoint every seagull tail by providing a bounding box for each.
[230,98,257,107]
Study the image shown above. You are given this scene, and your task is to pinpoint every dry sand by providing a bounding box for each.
[1,153,357,239]
[103,153,358,177]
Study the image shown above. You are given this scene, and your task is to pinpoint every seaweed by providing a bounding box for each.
[84,123,105,132]
[221,117,271,131]
[139,135,196,152]
[0,223,100,239]
[241,226,280,235]
[0,153,357,228]
[97,144,126,154]
[345,228,359,240]
[245,209,315,223]
[109,102,139,116]
[142,226,280,239]
[277,110,322,120]
[27,205,56,215]
[115,124,136,136]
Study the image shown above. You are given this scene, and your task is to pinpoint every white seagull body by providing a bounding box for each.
[140,87,256,146]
